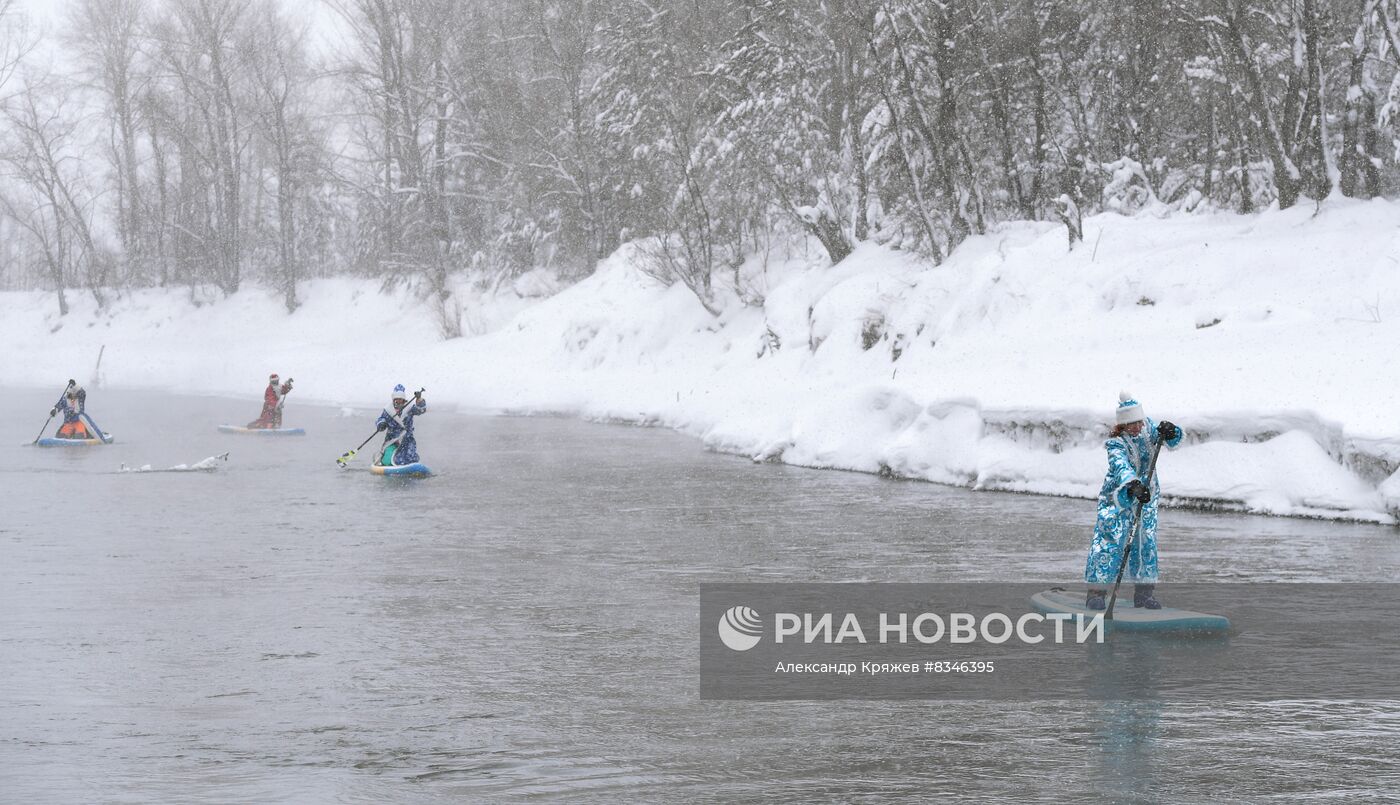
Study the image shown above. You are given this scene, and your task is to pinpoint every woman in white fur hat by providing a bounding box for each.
[1083,392,1183,611]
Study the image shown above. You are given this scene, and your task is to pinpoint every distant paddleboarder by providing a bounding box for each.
[1083,392,1183,611]
[247,373,294,429]
[374,384,427,466]
[51,383,92,438]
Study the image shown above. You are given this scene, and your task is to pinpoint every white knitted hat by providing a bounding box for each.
[1115,391,1145,424]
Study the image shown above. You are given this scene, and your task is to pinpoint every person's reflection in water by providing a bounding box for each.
[1089,697,1164,800]
[1083,638,1167,800]
[1078,634,1232,799]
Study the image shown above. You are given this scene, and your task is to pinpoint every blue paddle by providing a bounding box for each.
[80,412,110,442]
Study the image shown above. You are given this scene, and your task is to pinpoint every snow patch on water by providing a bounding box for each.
[120,452,228,473]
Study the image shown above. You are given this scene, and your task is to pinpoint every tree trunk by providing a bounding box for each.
[830,0,868,242]
[1340,7,1378,198]
[1202,103,1216,203]
[865,24,943,264]
[115,91,142,271]
[1236,115,1253,214]
[1055,194,1082,249]
[1216,16,1301,209]
[1029,50,1047,218]
[931,4,969,247]
[800,206,852,264]
[276,106,297,312]
[1297,0,1334,200]
[145,96,171,287]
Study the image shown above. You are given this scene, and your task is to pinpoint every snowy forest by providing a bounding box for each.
[1,0,1398,333]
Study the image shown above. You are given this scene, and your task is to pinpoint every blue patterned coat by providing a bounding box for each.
[1083,418,1183,585]
[376,398,427,465]
[54,390,85,423]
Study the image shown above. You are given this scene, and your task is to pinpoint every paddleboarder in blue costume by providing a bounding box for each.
[374,384,427,466]
[1084,392,1183,611]
[51,383,94,439]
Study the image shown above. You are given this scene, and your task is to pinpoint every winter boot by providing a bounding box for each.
[1085,588,1107,611]
[1133,584,1161,610]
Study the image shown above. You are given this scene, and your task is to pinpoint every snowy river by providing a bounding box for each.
[3,389,1397,801]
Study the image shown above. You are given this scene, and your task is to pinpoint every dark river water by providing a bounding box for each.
[2,388,1397,802]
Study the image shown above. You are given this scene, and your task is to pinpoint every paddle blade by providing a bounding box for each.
[335,449,357,468]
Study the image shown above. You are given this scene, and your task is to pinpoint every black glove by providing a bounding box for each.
[1126,479,1151,504]
[49,408,57,416]
[67,378,75,386]
[376,422,388,431]
[1157,420,1179,441]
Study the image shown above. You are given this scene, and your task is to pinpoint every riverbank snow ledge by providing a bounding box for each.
[3,199,1399,523]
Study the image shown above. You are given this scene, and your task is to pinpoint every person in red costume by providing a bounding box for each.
[247,373,294,429]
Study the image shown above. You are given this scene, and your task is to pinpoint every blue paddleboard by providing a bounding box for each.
[370,462,431,478]
[1030,589,1229,635]
[35,434,115,447]
[218,425,306,435]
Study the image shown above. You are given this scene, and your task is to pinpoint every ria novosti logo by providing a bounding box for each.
[716,606,1107,650]
[717,605,763,651]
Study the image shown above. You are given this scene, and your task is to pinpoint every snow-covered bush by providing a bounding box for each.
[1100,157,1160,215]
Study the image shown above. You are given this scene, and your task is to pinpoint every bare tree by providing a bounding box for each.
[329,0,467,336]
[0,181,69,314]
[527,0,608,270]
[2,78,108,310]
[151,0,253,294]
[66,0,147,281]
[0,0,31,98]
[243,0,315,311]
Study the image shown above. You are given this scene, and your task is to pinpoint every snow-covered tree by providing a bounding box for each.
[709,0,877,265]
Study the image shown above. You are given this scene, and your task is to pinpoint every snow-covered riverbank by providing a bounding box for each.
[5,200,1400,523]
